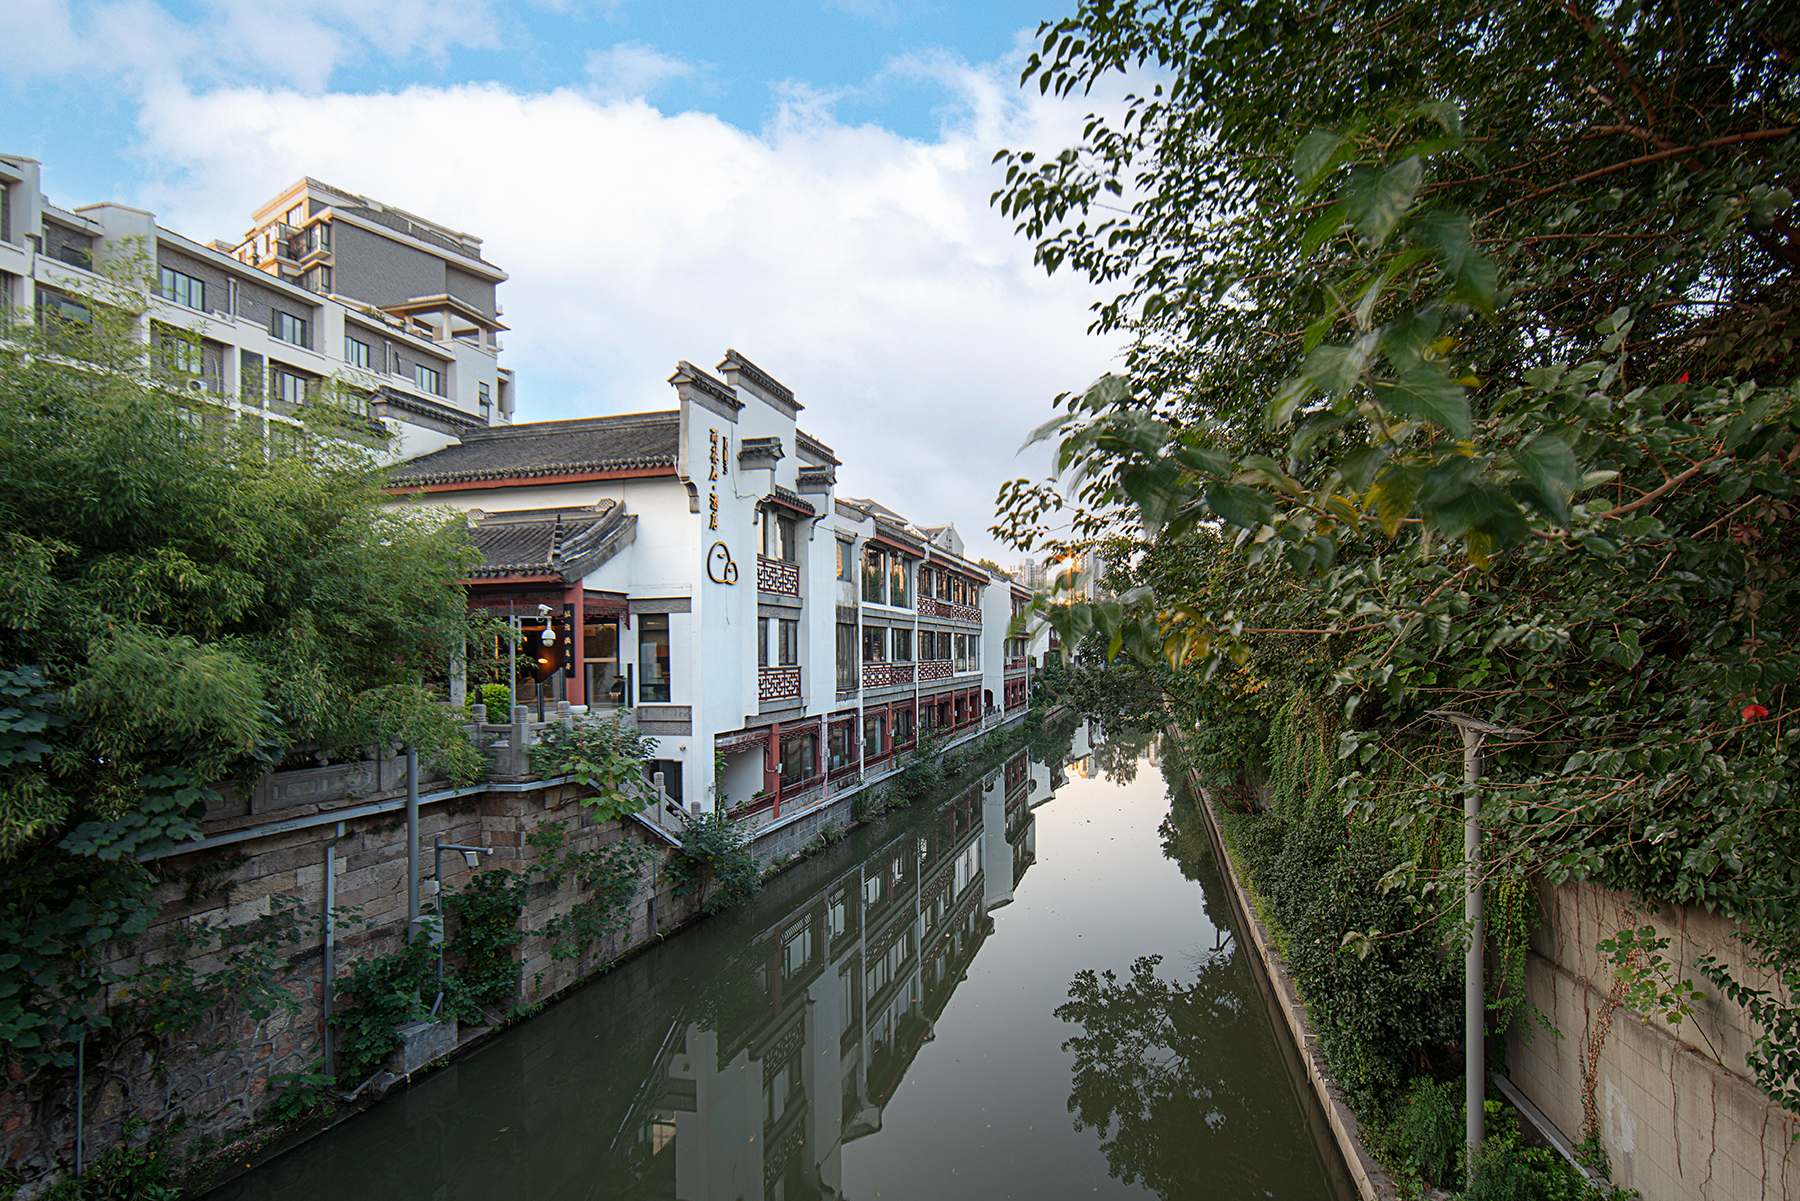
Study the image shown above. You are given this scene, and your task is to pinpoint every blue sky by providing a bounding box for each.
[6,0,1121,560]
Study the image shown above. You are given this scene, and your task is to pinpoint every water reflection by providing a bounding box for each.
[220,746,1056,1201]
[1054,784,1325,1200]
[218,725,1344,1201]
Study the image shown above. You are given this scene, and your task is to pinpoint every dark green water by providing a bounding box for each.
[212,725,1351,1200]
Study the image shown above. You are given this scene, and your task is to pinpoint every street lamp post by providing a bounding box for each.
[1428,709,1532,1157]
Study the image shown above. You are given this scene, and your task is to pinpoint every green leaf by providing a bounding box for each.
[1350,157,1424,248]
[1301,199,1353,258]
[1205,481,1276,530]
[1303,338,1374,398]
[1293,130,1350,197]
[1265,376,1316,431]
[1367,463,1424,536]
[1412,99,1462,141]
[1509,433,1578,522]
[1372,369,1471,437]
[1379,309,1442,374]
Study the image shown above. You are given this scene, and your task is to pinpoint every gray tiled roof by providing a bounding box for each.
[466,501,636,582]
[387,412,679,487]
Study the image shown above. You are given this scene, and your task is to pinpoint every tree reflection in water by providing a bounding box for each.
[1055,788,1323,1200]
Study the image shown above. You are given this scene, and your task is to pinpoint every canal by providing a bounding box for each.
[213,722,1353,1201]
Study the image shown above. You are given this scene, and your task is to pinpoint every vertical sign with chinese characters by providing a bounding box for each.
[707,429,720,529]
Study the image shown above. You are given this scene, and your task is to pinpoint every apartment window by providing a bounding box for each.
[778,618,799,666]
[895,707,915,746]
[970,636,981,671]
[780,730,817,788]
[836,623,857,691]
[758,618,770,668]
[344,336,370,369]
[837,540,853,582]
[272,369,308,406]
[479,381,491,420]
[239,350,264,399]
[862,626,886,663]
[936,571,951,600]
[638,614,671,703]
[36,291,89,326]
[648,758,683,805]
[57,244,91,269]
[828,723,855,771]
[159,266,206,312]
[862,547,886,605]
[304,265,332,293]
[272,311,308,347]
[889,558,909,608]
[414,362,443,395]
[862,712,887,760]
[891,628,912,662]
[158,330,202,376]
[763,512,797,563]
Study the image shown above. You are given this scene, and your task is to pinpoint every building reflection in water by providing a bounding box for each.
[616,748,1045,1201]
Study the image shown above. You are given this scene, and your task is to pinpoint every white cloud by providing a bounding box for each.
[121,56,1126,562]
[1,0,502,92]
[582,42,700,101]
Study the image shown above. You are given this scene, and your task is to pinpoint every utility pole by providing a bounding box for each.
[1428,709,1532,1157]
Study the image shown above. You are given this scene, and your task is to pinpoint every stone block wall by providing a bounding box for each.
[1507,877,1798,1200]
[0,780,696,1188]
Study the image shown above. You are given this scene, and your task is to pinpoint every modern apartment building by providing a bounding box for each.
[0,155,513,460]
[385,350,1037,828]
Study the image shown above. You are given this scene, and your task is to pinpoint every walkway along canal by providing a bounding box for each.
[210,726,1354,1200]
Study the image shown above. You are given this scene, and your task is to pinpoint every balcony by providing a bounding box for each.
[862,662,915,689]
[1006,657,1028,672]
[918,596,981,624]
[758,665,802,701]
[918,659,952,682]
[758,555,800,596]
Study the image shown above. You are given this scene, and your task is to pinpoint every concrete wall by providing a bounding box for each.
[1507,878,1799,1200]
[332,220,447,309]
[0,779,699,1188]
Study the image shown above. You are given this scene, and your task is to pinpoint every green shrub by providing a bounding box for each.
[443,869,529,1006]
[470,683,511,719]
[327,936,435,1082]
[669,809,761,914]
[1389,1077,1463,1191]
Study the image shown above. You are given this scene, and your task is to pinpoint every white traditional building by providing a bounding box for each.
[386,351,1035,823]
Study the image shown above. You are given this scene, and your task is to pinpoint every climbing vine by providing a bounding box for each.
[526,821,654,962]
[443,869,530,1008]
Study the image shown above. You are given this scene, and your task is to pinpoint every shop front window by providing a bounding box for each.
[829,723,855,771]
[780,731,817,788]
[863,713,887,760]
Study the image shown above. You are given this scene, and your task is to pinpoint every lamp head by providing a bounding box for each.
[462,849,482,869]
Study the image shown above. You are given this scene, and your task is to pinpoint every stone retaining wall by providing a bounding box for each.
[0,780,697,1189]
[1507,878,1799,1200]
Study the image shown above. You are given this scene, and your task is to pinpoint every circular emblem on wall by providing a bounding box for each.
[707,541,739,584]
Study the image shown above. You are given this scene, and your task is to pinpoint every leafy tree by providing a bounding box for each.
[668,809,762,914]
[989,0,1800,1123]
[0,257,483,1067]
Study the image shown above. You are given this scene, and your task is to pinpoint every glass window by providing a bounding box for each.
[862,626,886,663]
[780,730,817,787]
[778,618,799,666]
[862,548,886,604]
[272,369,308,405]
[478,381,491,418]
[776,515,797,563]
[159,330,202,376]
[837,540,853,581]
[836,623,857,691]
[344,336,369,368]
[414,362,443,395]
[638,614,671,703]
[889,557,909,608]
[828,723,855,771]
[758,617,770,668]
[272,311,308,346]
[862,713,886,760]
[891,628,912,662]
[159,266,206,311]
[894,707,915,746]
[583,615,622,705]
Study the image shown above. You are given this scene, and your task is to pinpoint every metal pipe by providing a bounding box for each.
[322,837,337,1077]
[406,748,420,940]
[74,1030,84,1178]
[431,838,492,1013]
[1462,725,1485,1155]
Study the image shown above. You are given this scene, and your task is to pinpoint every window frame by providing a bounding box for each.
[271,310,308,348]
[344,335,370,369]
[414,361,443,396]
[158,266,206,312]
[638,613,672,703]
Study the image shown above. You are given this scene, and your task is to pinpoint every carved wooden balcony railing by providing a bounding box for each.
[918,596,981,623]
[1006,657,1028,672]
[757,555,800,596]
[758,666,802,701]
[918,658,952,682]
[862,662,915,689]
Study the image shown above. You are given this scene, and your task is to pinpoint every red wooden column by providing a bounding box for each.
[765,722,782,818]
[564,586,584,705]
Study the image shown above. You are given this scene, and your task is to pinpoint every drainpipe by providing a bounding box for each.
[406,748,421,941]
[323,830,339,1076]
[1429,710,1532,1157]
[73,1030,84,1179]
